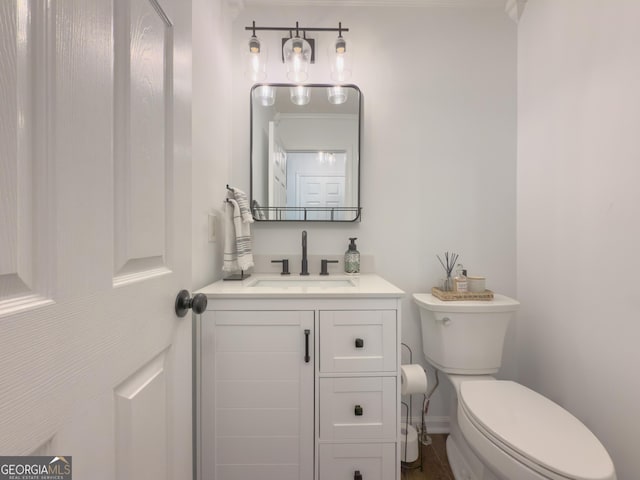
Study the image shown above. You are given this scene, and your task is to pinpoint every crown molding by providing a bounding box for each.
[240,0,505,7]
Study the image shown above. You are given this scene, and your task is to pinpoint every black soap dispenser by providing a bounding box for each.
[344,237,360,275]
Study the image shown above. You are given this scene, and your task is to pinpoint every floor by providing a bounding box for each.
[401,434,455,480]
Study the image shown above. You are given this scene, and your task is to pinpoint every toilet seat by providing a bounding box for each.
[458,381,616,480]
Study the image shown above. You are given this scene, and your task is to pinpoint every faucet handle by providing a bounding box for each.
[320,259,339,276]
[271,259,290,275]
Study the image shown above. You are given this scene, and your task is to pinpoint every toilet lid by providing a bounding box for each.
[459,381,615,480]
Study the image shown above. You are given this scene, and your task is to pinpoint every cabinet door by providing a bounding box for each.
[201,310,314,480]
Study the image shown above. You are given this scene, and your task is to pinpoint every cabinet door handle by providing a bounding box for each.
[355,337,364,348]
[354,404,363,416]
[304,329,310,363]
[354,470,363,480]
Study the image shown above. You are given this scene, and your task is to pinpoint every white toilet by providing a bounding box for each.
[413,293,616,480]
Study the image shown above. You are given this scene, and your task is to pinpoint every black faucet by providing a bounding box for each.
[271,259,290,275]
[301,230,309,275]
[320,259,339,275]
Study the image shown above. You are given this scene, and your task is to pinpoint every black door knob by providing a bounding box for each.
[354,405,363,416]
[175,290,208,317]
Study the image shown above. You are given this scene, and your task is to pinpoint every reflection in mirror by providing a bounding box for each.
[250,84,361,222]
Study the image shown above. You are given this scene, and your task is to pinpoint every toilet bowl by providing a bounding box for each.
[456,378,616,480]
[413,293,616,480]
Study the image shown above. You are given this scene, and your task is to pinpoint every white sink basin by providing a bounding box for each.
[248,277,356,288]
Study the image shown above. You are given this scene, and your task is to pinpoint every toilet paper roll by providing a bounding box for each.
[401,425,419,463]
[401,364,428,395]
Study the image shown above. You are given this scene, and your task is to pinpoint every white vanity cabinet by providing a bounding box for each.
[196,275,403,480]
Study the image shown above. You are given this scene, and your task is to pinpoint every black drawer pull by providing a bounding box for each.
[355,338,364,348]
[354,404,363,416]
[304,329,311,363]
[354,470,363,480]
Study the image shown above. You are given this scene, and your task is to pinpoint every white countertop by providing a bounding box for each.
[197,273,404,299]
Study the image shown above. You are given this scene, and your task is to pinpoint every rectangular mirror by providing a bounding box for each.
[250,84,361,222]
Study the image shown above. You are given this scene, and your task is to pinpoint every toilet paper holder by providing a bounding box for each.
[400,343,426,472]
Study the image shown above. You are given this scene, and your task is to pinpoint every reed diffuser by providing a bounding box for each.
[437,251,459,292]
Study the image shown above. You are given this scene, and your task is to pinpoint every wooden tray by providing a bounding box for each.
[431,287,494,301]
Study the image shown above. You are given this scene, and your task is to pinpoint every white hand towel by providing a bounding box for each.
[231,187,254,224]
[222,200,240,272]
[228,198,254,271]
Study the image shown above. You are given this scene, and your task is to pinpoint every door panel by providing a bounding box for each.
[115,351,169,479]
[114,0,173,282]
[0,1,192,479]
[298,174,345,220]
[0,0,53,310]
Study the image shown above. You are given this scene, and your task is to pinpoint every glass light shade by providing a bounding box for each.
[245,35,267,82]
[283,37,312,82]
[290,85,310,106]
[327,86,348,105]
[329,35,352,82]
[253,85,276,107]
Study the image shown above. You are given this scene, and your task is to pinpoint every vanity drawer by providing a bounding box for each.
[318,443,396,480]
[319,310,397,373]
[319,377,397,440]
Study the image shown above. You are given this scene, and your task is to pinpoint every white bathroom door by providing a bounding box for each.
[268,121,287,218]
[0,1,193,479]
[297,174,345,220]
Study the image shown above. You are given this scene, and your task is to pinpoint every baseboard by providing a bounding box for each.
[401,415,450,434]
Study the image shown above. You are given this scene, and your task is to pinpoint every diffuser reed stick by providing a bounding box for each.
[436,251,458,278]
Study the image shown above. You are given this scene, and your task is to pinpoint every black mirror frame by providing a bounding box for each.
[249,83,362,222]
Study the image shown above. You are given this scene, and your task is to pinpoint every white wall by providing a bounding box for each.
[517,1,640,478]
[192,0,233,289]
[231,5,517,426]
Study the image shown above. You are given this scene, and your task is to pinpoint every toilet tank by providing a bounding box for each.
[413,293,520,375]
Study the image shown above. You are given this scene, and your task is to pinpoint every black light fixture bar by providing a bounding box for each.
[245,21,348,34]
[245,21,349,71]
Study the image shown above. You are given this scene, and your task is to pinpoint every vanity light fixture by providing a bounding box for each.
[290,85,311,106]
[330,25,351,82]
[327,85,348,105]
[283,34,312,82]
[253,85,276,106]
[244,21,350,83]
